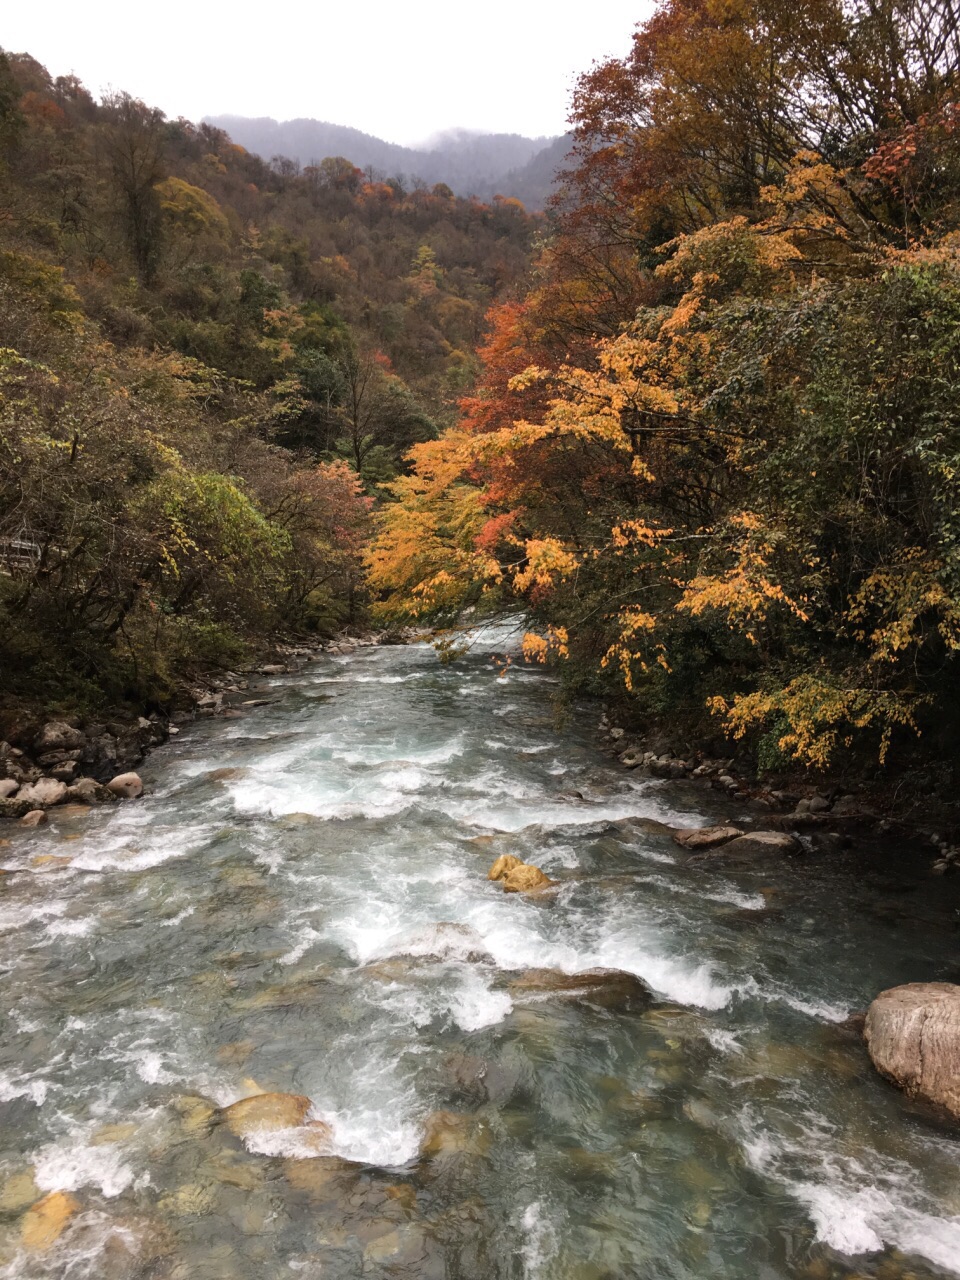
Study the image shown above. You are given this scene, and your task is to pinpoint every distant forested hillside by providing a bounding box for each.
[204,115,570,210]
[0,51,540,714]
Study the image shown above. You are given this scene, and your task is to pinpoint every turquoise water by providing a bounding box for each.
[1,628,959,1279]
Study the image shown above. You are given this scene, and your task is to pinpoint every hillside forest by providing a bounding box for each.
[369,0,960,785]
[0,51,539,712]
[203,116,573,211]
[5,0,960,788]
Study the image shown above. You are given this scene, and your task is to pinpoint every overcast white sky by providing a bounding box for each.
[3,1,647,145]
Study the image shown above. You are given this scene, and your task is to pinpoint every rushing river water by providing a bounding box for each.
[2,629,960,1280]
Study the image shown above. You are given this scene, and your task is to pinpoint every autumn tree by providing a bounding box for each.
[98,92,167,282]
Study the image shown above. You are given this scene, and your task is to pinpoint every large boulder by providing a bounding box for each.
[673,825,743,850]
[0,797,32,820]
[712,831,800,857]
[76,722,148,781]
[106,772,143,799]
[0,779,18,799]
[65,777,115,804]
[16,778,67,808]
[487,854,553,892]
[33,722,84,754]
[864,983,960,1121]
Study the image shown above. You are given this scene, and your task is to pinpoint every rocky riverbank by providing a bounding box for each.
[0,632,392,825]
[594,711,960,876]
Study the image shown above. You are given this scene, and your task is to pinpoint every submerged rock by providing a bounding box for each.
[864,982,960,1121]
[281,1154,362,1197]
[20,1190,80,1250]
[419,1110,493,1159]
[672,825,743,850]
[0,1170,39,1212]
[508,968,653,1011]
[393,921,493,963]
[172,1095,217,1136]
[19,810,47,828]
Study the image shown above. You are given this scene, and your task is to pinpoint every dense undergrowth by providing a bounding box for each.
[369,0,960,783]
[0,51,539,715]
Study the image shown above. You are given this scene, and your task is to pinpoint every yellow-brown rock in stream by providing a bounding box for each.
[487,854,522,881]
[221,1092,314,1137]
[419,1111,492,1159]
[501,863,552,893]
[21,1190,80,1250]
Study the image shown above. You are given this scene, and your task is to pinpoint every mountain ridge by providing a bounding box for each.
[203,113,571,209]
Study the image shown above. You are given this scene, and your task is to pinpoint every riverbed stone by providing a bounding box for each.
[281,1154,361,1197]
[713,831,801,857]
[220,1091,318,1138]
[16,777,67,808]
[501,863,553,893]
[0,1171,39,1212]
[864,982,960,1121]
[19,810,48,828]
[31,854,72,868]
[106,771,143,799]
[0,797,31,819]
[395,921,493,963]
[55,804,91,821]
[672,825,743,850]
[64,777,114,804]
[508,968,653,1011]
[173,1095,217,1136]
[0,779,18,799]
[419,1110,492,1158]
[20,1190,80,1250]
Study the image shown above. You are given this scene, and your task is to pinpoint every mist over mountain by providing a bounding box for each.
[204,115,571,210]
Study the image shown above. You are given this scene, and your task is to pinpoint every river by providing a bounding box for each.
[1,628,960,1279]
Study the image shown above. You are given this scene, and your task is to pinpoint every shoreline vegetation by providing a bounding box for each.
[364,0,960,835]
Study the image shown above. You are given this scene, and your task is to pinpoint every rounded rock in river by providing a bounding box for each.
[864,982,960,1121]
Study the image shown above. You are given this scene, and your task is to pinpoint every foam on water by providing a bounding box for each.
[742,1113,960,1275]
[65,818,220,874]
[45,917,97,938]
[521,1200,560,1280]
[373,965,513,1033]
[0,1067,50,1107]
[0,898,70,935]
[33,1135,141,1197]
